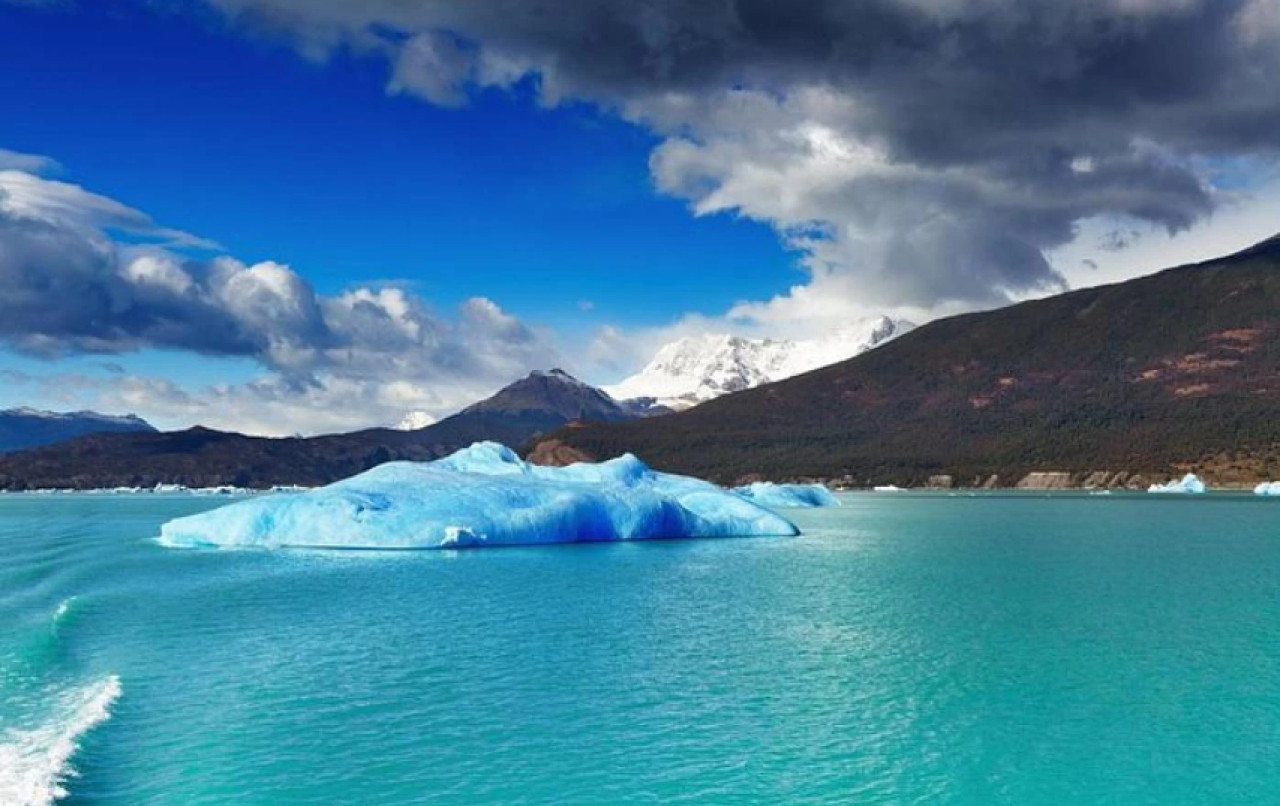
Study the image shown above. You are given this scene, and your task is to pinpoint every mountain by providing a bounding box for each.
[0,408,155,454]
[604,316,914,409]
[540,236,1280,487]
[408,368,640,449]
[0,370,646,489]
[462,368,634,422]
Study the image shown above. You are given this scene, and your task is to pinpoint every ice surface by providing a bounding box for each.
[1254,481,1280,496]
[159,442,799,549]
[1147,473,1207,494]
[731,482,840,508]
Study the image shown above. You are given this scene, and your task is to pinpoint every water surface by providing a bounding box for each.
[2,492,1278,804]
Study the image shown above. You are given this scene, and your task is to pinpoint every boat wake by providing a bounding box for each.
[0,675,121,806]
[51,597,77,631]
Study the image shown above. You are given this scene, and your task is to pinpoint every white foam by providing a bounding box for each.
[0,675,121,806]
[51,598,75,628]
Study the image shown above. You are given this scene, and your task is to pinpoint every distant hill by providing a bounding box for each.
[0,370,652,489]
[540,235,1280,487]
[0,408,155,454]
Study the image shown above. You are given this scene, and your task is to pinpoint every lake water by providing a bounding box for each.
[2,491,1278,804]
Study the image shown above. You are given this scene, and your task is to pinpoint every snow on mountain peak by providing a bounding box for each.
[1,407,149,426]
[604,316,914,409]
[395,411,438,431]
[528,368,594,389]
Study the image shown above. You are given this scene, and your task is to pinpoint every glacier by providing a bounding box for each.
[1254,481,1280,496]
[1147,473,1207,494]
[158,442,799,550]
[731,482,840,508]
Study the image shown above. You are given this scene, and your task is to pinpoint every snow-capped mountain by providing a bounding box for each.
[0,408,156,453]
[395,411,438,431]
[605,316,914,410]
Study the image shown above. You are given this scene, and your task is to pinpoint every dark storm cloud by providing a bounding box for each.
[0,210,329,360]
[208,0,1280,308]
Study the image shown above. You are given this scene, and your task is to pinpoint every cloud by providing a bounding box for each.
[0,164,561,434]
[200,0,1280,323]
[0,148,59,174]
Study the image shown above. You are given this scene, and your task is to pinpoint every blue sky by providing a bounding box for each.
[0,2,796,324]
[1,0,1277,434]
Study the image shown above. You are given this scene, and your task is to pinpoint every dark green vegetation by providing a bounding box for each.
[546,235,1280,486]
[0,369,638,489]
[0,409,155,454]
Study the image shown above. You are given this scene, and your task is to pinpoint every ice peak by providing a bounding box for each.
[604,316,915,410]
[395,410,438,431]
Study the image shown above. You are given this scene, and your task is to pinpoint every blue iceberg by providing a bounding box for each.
[731,482,840,508]
[1254,481,1280,496]
[1147,473,1207,494]
[158,442,798,549]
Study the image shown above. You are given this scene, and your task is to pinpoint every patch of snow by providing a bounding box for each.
[528,368,594,389]
[395,411,438,431]
[0,407,147,427]
[158,442,799,549]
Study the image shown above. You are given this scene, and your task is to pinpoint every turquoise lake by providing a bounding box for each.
[2,491,1278,804]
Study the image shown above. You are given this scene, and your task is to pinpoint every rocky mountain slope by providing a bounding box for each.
[544,236,1280,487]
[0,408,155,454]
[604,316,913,409]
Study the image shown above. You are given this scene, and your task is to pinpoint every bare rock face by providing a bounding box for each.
[926,474,954,489]
[1080,471,1112,489]
[526,439,594,467]
[1016,472,1074,489]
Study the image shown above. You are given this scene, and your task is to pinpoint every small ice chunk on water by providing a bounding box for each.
[1147,473,1206,494]
[1254,481,1280,496]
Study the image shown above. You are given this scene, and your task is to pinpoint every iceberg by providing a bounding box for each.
[159,442,798,550]
[1147,473,1207,494]
[731,482,840,508]
[1254,481,1280,496]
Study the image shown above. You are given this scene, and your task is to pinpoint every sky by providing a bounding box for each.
[1,0,1279,435]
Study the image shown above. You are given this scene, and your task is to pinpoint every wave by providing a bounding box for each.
[51,597,76,629]
[0,675,121,806]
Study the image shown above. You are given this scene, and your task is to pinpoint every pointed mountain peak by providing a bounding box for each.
[460,369,630,422]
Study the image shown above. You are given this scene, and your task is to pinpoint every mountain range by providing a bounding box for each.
[0,369,642,489]
[542,235,1280,487]
[604,316,914,409]
[7,236,1280,489]
[0,408,155,454]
